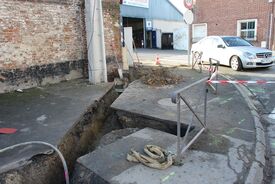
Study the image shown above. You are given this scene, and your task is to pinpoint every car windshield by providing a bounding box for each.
[222,37,252,47]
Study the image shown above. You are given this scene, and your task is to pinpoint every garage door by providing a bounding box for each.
[192,23,207,42]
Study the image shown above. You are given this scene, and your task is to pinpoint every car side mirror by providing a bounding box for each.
[217,44,225,49]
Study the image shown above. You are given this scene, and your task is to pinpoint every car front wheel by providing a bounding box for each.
[230,56,242,71]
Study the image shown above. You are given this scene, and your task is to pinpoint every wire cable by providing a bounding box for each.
[0,141,69,184]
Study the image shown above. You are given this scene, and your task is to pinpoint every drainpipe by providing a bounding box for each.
[271,1,275,50]
[85,0,107,84]
[268,0,274,50]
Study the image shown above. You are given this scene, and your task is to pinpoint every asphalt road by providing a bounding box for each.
[218,65,275,115]
[218,64,275,183]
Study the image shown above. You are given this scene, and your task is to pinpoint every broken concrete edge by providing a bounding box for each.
[113,109,190,137]
[224,78,267,184]
[0,82,119,184]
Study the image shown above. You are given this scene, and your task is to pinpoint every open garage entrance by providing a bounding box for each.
[123,17,144,48]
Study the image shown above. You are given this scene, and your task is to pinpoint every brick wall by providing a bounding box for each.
[103,0,122,60]
[0,0,87,93]
[102,0,122,81]
[194,0,274,48]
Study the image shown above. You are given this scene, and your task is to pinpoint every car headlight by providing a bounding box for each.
[243,52,256,59]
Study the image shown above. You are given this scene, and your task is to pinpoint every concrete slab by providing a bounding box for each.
[112,68,255,142]
[73,128,253,184]
[112,69,208,123]
[0,79,113,173]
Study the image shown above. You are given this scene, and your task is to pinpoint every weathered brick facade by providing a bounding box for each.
[103,0,122,61]
[0,0,122,93]
[0,0,87,93]
[102,0,122,80]
[194,0,275,50]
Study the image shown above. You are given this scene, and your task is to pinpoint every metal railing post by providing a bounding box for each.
[176,93,181,163]
[171,78,209,163]
[204,83,208,126]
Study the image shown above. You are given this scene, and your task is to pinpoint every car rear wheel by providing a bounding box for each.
[230,56,242,71]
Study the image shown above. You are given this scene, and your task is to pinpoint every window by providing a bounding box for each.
[192,23,207,42]
[237,19,257,41]
[212,37,224,47]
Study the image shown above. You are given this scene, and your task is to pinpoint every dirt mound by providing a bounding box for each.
[140,67,183,86]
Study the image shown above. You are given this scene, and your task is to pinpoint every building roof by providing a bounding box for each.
[120,0,184,21]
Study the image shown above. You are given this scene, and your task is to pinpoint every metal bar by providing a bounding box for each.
[208,58,220,94]
[182,115,193,149]
[208,83,217,93]
[171,77,209,104]
[191,52,195,69]
[215,62,219,93]
[187,24,192,66]
[204,84,208,126]
[176,94,181,163]
[181,128,206,154]
[180,96,205,128]
[209,59,212,79]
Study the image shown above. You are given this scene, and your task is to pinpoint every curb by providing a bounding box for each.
[222,75,266,184]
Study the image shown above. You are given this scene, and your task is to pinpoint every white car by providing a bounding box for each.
[191,36,275,71]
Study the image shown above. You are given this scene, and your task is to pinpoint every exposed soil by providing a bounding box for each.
[139,67,184,86]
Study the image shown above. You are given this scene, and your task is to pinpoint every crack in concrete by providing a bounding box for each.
[255,126,265,131]
[256,140,266,147]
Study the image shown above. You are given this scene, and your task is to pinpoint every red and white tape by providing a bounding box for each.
[207,80,275,84]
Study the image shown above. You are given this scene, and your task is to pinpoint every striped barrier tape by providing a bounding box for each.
[207,80,275,84]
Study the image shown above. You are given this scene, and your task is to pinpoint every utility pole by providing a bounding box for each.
[184,0,194,66]
[187,24,192,66]
[85,0,107,84]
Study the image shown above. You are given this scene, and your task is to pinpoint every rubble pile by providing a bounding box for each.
[140,68,183,86]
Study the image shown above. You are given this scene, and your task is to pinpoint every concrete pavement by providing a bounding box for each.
[134,49,189,66]
[73,67,265,184]
[0,79,114,181]
[218,65,275,183]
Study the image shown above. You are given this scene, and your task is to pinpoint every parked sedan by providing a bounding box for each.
[191,36,275,71]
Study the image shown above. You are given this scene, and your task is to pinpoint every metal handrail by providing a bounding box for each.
[171,79,208,163]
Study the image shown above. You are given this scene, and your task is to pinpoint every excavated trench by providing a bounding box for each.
[0,66,188,184]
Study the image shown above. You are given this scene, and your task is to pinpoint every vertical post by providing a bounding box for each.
[204,83,208,126]
[176,93,181,163]
[85,0,107,84]
[215,61,219,93]
[187,24,192,66]
[269,13,274,49]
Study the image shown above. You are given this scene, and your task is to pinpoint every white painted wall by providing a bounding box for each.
[152,19,188,50]
[85,0,107,84]
[124,27,134,66]
[156,29,162,49]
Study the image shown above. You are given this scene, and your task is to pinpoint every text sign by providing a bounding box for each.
[122,0,149,8]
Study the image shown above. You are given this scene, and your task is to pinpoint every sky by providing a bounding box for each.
[168,0,189,15]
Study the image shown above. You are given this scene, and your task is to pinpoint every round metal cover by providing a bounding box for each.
[184,10,194,24]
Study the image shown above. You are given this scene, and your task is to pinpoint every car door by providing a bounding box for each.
[211,37,230,65]
[200,37,215,62]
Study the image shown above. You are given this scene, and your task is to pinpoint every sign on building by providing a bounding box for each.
[146,20,152,30]
[122,0,149,8]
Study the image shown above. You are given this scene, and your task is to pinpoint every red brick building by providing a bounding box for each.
[0,0,121,93]
[193,0,275,50]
